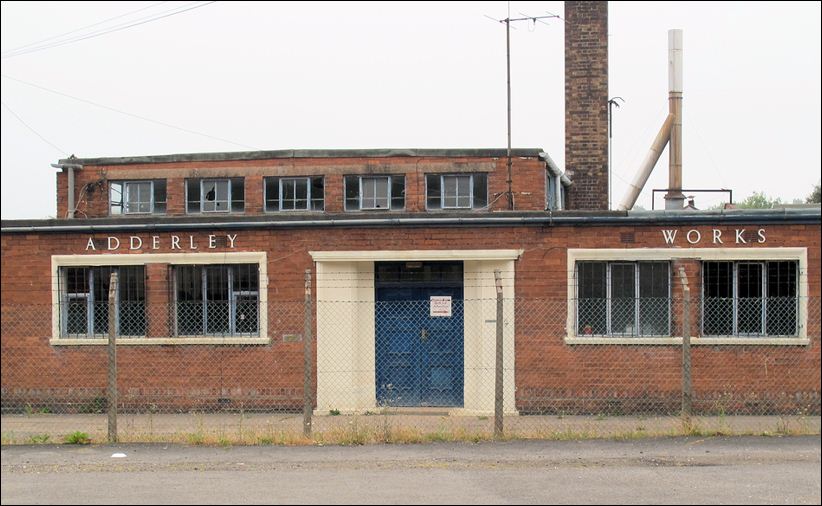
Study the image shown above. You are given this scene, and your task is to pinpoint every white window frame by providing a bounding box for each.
[172,265,260,337]
[701,260,798,337]
[58,267,143,338]
[123,181,154,214]
[440,174,473,209]
[565,248,808,346]
[51,252,269,346]
[360,176,392,210]
[279,177,311,212]
[575,261,671,337]
[200,179,231,213]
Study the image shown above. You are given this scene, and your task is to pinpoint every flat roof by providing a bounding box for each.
[58,148,548,167]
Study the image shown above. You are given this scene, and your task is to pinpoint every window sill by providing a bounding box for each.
[565,336,810,346]
[50,337,271,346]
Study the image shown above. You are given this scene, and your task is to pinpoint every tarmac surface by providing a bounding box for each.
[2,436,820,504]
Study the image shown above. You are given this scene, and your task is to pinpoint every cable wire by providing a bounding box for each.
[1,100,67,155]
[1,74,261,150]
[2,1,216,60]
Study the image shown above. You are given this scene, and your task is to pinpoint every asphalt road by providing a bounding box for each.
[2,436,820,504]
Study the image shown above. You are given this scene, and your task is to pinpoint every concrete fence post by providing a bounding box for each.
[494,269,504,438]
[678,267,693,420]
[303,269,313,438]
[107,271,119,444]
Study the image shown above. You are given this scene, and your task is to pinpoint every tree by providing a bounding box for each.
[736,191,783,209]
[808,183,821,204]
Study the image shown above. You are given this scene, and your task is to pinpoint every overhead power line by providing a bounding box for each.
[1,2,168,57]
[1,74,260,150]
[2,1,216,60]
[1,100,68,155]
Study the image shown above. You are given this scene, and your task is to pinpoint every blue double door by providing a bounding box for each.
[375,281,464,407]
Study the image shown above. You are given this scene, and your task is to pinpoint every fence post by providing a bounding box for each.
[107,271,119,444]
[494,269,504,438]
[678,267,693,420]
[303,269,313,438]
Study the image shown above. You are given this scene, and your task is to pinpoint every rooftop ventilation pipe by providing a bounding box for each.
[617,29,684,211]
[51,161,83,219]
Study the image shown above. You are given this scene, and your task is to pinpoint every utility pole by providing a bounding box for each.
[490,11,560,210]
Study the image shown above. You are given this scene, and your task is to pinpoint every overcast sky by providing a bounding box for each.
[1,1,820,219]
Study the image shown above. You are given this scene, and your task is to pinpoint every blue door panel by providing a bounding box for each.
[376,286,463,407]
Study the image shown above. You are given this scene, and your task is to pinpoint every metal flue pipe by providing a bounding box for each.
[616,114,675,210]
[664,29,685,210]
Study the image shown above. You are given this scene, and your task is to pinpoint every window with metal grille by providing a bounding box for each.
[264,176,324,211]
[426,174,487,210]
[173,264,259,336]
[186,178,245,213]
[58,266,146,337]
[702,261,797,336]
[576,261,670,337]
[110,180,167,215]
[344,175,405,211]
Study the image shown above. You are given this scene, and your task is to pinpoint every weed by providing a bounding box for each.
[64,431,91,444]
[258,436,274,445]
[329,409,341,416]
[186,432,205,445]
[1,432,17,445]
[477,416,489,421]
[28,434,51,444]
[217,436,232,447]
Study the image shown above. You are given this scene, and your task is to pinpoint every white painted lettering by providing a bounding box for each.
[189,235,197,250]
[152,236,160,250]
[712,229,723,244]
[227,234,237,248]
[130,236,142,250]
[757,228,766,243]
[686,229,701,244]
[107,236,120,250]
[86,238,96,251]
[171,235,181,250]
[662,230,678,245]
[736,229,747,244]
[209,235,217,249]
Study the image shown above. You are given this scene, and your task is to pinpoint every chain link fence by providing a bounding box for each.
[2,287,819,443]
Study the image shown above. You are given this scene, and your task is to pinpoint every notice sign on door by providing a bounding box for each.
[430,296,452,317]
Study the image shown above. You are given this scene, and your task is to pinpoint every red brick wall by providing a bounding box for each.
[55,156,549,219]
[2,222,819,413]
[565,1,609,210]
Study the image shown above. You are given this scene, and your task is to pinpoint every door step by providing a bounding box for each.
[381,407,453,416]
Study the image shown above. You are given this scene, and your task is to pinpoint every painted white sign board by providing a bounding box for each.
[430,296,452,317]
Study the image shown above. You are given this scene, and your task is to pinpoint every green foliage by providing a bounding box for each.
[329,409,341,416]
[710,191,805,210]
[736,191,783,209]
[28,434,51,444]
[808,183,821,204]
[63,431,91,444]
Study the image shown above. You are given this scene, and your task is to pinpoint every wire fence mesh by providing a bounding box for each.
[1,293,819,443]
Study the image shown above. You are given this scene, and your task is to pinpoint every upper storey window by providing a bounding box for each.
[426,174,487,210]
[264,176,324,212]
[110,180,166,215]
[344,175,405,211]
[186,178,245,213]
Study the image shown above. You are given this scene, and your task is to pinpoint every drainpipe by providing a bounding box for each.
[51,162,83,219]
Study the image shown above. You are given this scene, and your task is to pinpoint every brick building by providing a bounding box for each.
[1,2,820,416]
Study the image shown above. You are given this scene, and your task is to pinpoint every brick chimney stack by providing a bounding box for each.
[565,1,609,210]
